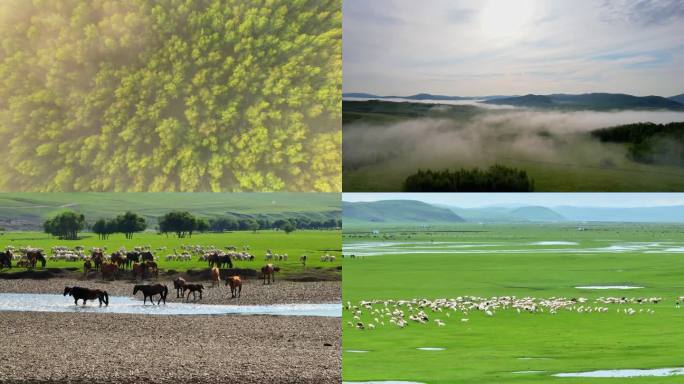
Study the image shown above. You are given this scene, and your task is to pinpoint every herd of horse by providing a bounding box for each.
[61,264,275,306]
[0,249,46,269]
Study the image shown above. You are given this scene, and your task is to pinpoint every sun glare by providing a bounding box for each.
[481,0,534,41]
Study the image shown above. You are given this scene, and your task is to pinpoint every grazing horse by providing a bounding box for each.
[26,250,46,269]
[64,286,109,306]
[101,263,118,280]
[261,264,279,285]
[133,284,168,305]
[210,266,220,287]
[225,276,242,298]
[0,250,12,269]
[125,251,140,269]
[184,284,204,301]
[173,277,186,298]
[140,251,154,262]
[110,251,125,268]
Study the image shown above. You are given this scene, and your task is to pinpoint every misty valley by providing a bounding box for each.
[342,96,684,191]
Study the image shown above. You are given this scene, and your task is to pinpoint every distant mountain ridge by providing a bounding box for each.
[342,92,508,101]
[343,199,684,224]
[344,92,684,110]
[670,93,684,104]
[343,200,464,223]
[484,93,684,110]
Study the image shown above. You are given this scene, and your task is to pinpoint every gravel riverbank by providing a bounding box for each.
[0,311,340,383]
[0,278,341,383]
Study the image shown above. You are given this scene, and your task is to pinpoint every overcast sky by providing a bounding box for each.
[343,193,684,208]
[343,0,684,96]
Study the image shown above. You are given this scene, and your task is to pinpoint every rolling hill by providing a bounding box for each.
[510,206,566,222]
[669,93,684,105]
[0,193,341,231]
[484,93,684,110]
[343,200,464,223]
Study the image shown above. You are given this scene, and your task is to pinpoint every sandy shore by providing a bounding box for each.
[0,278,341,383]
[0,278,340,305]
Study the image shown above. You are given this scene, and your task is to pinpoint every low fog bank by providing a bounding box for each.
[343,109,684,172]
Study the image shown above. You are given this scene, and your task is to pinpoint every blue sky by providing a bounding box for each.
[343,0,684,96]
[343,193,684,208]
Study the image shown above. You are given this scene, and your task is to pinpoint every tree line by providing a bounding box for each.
[403,165,534,192]
[44,210,341,240]
[591,122,684,165]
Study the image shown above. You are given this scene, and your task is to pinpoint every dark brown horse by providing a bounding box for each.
[225,275,242,298]
[0,250,12,269]
[173,277,186,298]
[83,259,92,275]
[183,284,204,301]
[110,251,125,268]
[26,250,46,269]
[133,284,168,305]
[140,251,154,262]
[63,286,109,306]
[261,264,279,285]
[125,251,140,269]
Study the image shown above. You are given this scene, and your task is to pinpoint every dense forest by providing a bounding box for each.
[403,165,534,192]
[0,0,341,192]
[591,122,684,165]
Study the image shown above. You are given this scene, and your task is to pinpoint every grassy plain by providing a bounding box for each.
[342,223,684,383]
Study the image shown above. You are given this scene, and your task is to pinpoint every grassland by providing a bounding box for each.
[342,223,684,383]
[0,229,341,278]
[0,192,340,229]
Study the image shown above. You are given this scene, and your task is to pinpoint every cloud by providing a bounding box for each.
[343,0,684,96]
[600,0,684,26]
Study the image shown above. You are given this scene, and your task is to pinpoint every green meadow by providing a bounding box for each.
[342,223,684,383]
[0,230,341,277]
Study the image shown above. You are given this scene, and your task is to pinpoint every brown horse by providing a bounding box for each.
[26,250,46,269]
[210,266,220,287]
[261,264,279,285]
[184,284,204,301]
[91,249,104,271]
[83,259,92,276]
[110,251,125,268]
[101,263,118,280]
[133,284,168,305]
[173,277,186,298]
[132,262,143,280]
[144,261,159,279]
[225,275,242,298]
[64,286,109,306]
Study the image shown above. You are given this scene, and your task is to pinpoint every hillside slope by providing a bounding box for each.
[343,200,464,223]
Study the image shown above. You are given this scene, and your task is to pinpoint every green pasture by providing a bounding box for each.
[0,230,341,277]
[342,223,684,383]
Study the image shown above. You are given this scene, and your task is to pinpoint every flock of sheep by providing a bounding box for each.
[346,295,679,331]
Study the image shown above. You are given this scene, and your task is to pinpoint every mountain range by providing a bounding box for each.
[342,92,684,110]
[344,200,684,224]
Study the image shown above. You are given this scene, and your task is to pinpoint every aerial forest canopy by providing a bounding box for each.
[0,0,341,192]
